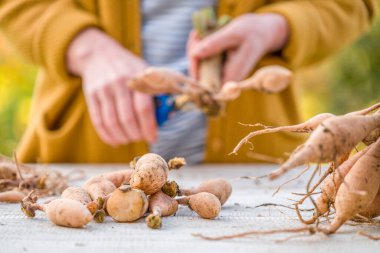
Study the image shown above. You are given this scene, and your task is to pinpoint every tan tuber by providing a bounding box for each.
[216,65,292,102]
[61,186,105,222]
[177,192,221,219]
[106,185,148,222]
[324,137,380,233]
[314,147,371,217]
[129,153,185,195]
[146,191,178,229]
[0,190,25,203]
[359,189,380,219]
[21,192,92,228]
[179,178,232,205]
[270,113,380,180]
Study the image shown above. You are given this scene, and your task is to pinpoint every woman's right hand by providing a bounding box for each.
[67,28,157,147]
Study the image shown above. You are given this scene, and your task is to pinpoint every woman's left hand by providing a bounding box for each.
[188,13,289,83]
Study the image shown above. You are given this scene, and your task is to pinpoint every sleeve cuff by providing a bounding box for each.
[256,2,321,68]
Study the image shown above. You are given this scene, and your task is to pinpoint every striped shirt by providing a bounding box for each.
[141,0,216,164]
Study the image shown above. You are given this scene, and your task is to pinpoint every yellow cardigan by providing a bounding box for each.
[0,0,376,163]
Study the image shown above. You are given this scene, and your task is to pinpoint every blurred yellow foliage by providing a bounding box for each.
[0,34,36,155]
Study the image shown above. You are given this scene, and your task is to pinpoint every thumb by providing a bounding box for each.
[190,25,240,59]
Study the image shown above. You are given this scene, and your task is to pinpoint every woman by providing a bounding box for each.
[0,0,376,163]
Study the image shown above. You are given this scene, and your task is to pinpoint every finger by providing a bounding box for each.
[187,31,201,79]
[97,87,129,145]
[114,82,142,142]
[85,94,117,146]
[133,92,157,143]
[190,25,241,59]
[223,43,261,82]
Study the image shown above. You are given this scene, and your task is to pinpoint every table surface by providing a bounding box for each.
[1,164,379,253]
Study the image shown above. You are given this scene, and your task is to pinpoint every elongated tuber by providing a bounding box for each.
[61,186,105,222]
[359,189,380,219]
[106,185,148,222]
[0,190,25,203]
[21,192,92,228]
[216,65,292,102]
[270,113,380,180]
[177,192,221,219]
[324,138,380,233]
[314,147,371,216]
[233,103,380,155]
[146,191,178,229]
[179,178,232,205]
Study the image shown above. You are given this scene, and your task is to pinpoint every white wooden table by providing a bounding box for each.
[1,164,379,253]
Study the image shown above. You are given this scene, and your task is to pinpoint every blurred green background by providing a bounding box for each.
[1,10,380,156]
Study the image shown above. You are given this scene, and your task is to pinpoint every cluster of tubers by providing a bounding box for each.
[234,102,380,234]
[0,155,68,203]
[17,153,232,229]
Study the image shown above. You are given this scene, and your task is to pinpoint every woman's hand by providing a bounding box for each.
[188,13,289,83]
[67,28,157,147]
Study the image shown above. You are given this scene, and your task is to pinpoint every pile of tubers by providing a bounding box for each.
[19,153,232,229]
[234,102,380,234]
[0,155,68,203]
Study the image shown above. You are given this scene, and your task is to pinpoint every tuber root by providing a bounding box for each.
[146,191,178,229]
[232,112,335,155]
[324,137,380,234]
[314,147,371,217]
[106,185,148,222]
[179,178,232,205]
[177,192,221,219]
[21,191,93,228]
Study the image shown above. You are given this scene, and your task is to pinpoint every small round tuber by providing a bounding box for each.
[106,185,148,222]
[177,192,221,219]
[130,153,185,195]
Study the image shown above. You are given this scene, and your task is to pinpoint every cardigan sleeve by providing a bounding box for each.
[256,0,377,68]
[0,0,101,81]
